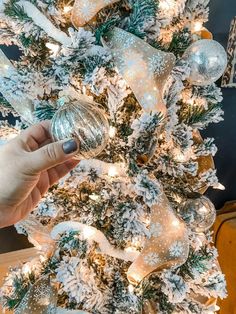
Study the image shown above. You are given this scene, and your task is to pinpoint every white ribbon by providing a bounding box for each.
[51,221,139,262]
[17,1,71,46]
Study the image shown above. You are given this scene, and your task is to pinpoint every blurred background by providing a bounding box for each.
[0,0,236,253]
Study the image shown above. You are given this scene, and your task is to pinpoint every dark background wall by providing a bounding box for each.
[0,0,236,253]
[204,0,236,208]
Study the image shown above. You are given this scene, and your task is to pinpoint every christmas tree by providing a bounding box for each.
[0,0,228,313]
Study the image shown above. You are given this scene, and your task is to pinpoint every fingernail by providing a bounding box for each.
[62,139,78,154]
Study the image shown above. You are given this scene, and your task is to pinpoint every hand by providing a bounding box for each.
[0,120,80,228]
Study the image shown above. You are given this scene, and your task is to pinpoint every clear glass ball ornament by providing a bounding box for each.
[183,39,227,86]
[181,195,216,233]
[51,99,109,159]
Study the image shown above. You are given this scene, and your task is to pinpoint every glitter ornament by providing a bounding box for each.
[103,27,176,116]
[71,0,120,28]
[51,99,109,159]
[183,39,227,86]
[127,184,189,284]
[182,195,216,233]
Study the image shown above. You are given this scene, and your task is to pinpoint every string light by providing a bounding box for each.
[172,219,180,227]
[192,21,203,32]
[125,246,138,253]
[63,5,72,13]
[108,165,118,177]
[109,126,116,138]
[128,284,134,293]
[173,148,192,163]
[22,264,31,275]
[45,42,60,57]
[191,20,213,39]
[159,0,175,10]
[89,194,100,201]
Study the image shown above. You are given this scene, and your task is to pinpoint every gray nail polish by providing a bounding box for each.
[63,139,78,154]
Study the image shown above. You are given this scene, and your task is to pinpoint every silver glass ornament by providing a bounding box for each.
[183,39,227,86]
[181,195,216,233]
[51,99,109,159]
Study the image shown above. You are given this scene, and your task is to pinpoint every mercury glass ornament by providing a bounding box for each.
[51,99,109,159]
[182,195,216,233]
[183,39,227,86]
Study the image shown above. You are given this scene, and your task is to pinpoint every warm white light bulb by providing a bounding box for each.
[175,152,187,162]
[128,284,134,293]
[108,165,118,177]
[109,126,116,138]
[63,5,72,13]
[172,219,180,227]
[89,194,100,201]
[22,264,31,275]
[192,21,203,32]
[46,42,60,57]
[159,0,175,10]
[125,246,136,253]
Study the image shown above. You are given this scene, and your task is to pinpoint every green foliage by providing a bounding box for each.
[43,256,60,275]
[0,95,18,117]
[19,33,35,48]
[4,0,32,21]
[128,112,163,170]
[3,272,35,310]
[168,29,192,57]
[141,276,174,313]
[58,231,88,259]
[82,53,113,79]
[123,0,158,39]
[111,272,143,312]
[179,102,224,129]
[0,95,12,109]
[179,246,214,279]
[95,17,119,45]
[118,123,133,138]
[34,102,57,121]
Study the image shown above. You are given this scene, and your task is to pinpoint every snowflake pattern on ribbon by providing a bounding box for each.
[149,222,163,238]
[77,1,96,21]
[144,252,160,266]
[104,27,176,114]
[169,241,184,257]
[71,0,121,27]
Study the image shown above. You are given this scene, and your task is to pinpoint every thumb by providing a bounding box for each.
[29,139,79,172]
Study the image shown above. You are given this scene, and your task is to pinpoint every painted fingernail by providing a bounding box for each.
[62,139,78,154]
